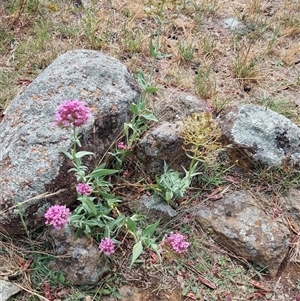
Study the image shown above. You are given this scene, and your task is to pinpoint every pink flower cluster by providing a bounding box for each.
[99,238,115,256]
[44,205,71,230]
[161,232,189,254]
[117,142,130,150]
[54,100,91,128]
[76,183,92,195]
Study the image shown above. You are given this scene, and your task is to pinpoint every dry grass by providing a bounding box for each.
[1,0,300,300]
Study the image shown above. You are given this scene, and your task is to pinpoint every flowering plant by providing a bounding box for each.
[44,205,71,230]
[45,99,185,268]
[160,232,190,254]
[46,100,121,245]
[76,183,92,195]
[108,98,157,170]
[99,237,116,256]
[54,100,91,129]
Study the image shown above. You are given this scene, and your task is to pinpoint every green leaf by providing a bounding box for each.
[149,37,156,57]
[130,240,143,268]
[136,71,147,90]
[74,151,95,159]
[60,150,73,160]
[143,111,158,122]
[58,273,66,284]
[87,168,118,179]
[126,217,136,233]
[101,289,112,296]
[136,99,146,111]
[142,220,159,237]
[75,138,82,147]
[123,123,130,138]
[74,227,83,239]
[85,224,91,234]
[81,197,97,215]
[156,52,172,59]
[166,190,173,202]
[130,103,138,115]
[182,286,189,296]
[145,86,159,94]
[110,214,125,230]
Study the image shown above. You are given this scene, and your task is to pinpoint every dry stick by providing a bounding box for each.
[0,189,66,215]
[12,282,50,301]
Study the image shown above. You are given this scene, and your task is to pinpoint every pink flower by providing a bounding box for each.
[161,232,189,254]
[206,105,213,113]
[54,100,91,128]
[117,142,126,149]
[99,238,115,256]
[44,205,71,230]
[117,142,129,150]
[76,183,92,195]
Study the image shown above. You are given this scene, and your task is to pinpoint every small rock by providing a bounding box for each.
[194,190,290,277]
[224,17,240,30]
[282,189,300,229]
[217,105,300,168]
[45,226,108,285]
[101,286,142,301]
[152,88,207,122]
[128,194,177,221]
[138,121,188,176]
[0,280,21,301]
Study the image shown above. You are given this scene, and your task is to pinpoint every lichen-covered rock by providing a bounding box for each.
[0,49,140,234]
[46,227,108,285]
[217,105,300,168]
[194,190,290,277]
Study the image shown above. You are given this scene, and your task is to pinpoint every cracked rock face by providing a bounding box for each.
[217,105,300,168]
[0,49,140,234]
[194,190,290,277]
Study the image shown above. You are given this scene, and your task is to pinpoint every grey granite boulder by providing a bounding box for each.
[217,105,300,168]
[194,190,290,277]
[0,49,140,234]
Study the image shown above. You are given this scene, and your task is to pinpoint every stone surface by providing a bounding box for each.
[46,226,108,285]
[0,49,140,234]
[138,89,208,176]
[194,190,290,277]
[102,286,142,301]
[137,121,188,176]
[0,280,21,301]
[281,189,300,229]
[151,87,208,122]
[128,193,178,221]
[101,285,183,301]
[223,17,247,34]
[217,105,300,168]
[136,88,208,176]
